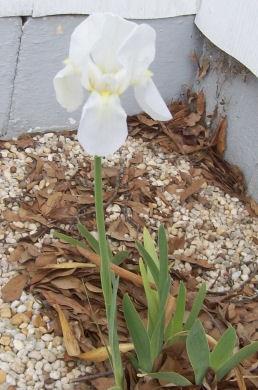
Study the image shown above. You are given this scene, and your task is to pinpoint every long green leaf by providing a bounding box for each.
[123,294,152,373]
[136,242,159,287]
[53,231,86,248]
[185,283,206,330]
[109,276,124,389]
[77,222,100,253]
[166,282,186,342]
[216,341,258,381]
[139,260,158,335]
[143,227,159,267]
[150,311,165,363]
[150,277,170,362]
[146,372,192,386]
[186,319,210,385]
[112,250,129,266]
[78,221,114,260]
[158,225,168,294]
[210,327,236,371]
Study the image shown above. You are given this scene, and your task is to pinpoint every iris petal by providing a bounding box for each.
[134,78,172,121]
[118,24,156,82]
[78,92,127,156]
[53,65,84,112]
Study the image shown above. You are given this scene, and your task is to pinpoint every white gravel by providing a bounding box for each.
[0,131,257,388]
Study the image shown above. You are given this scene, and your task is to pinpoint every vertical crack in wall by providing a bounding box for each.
[3,18,25,137]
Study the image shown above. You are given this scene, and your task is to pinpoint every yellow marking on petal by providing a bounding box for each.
[100,90,112,97]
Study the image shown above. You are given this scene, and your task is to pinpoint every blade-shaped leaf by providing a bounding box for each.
[210,327,236,371]
[186,319,210,385]
[145,372,192,386]
[139,260,158,335]
[136,242,159,287]
[143,228,159,284]
[143,227,159,267]
[158,225,168,294]
[185,283,206,330]
[150,277,170,362]
[150,311,165,362]
[77,222,100,254]
[109,275,124,388]
[112,250,129,266]
[166,282,186,342]
[123,294,152,373]
[53,231,86,248]
[216,341,258,381]
[78,222,114,259]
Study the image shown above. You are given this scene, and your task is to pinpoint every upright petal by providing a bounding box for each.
[69,13,105,67]
[78,92,127,156]
[134,78,172,121]
[53,65,84,112]
[90,14,136,73]
[118,24,156,83]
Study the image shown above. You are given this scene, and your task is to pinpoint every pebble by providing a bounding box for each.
[0,305,12,319]
[13,340,24,351]
[11,313,30,326]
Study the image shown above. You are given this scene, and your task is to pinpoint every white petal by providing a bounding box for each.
[53,65,84,112]
[90,14,136,73]
[134,78,172,121]
[118,24,156,82]
[69,13,105,67]
[78,92,127,156]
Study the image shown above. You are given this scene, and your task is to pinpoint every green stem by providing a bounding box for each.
[94,156,123,389]
[94,156,112,316]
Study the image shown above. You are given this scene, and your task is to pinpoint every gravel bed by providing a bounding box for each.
[0,132,257,389]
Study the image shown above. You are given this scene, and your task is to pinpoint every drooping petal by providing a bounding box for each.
[118,24,156,83]
[53,65,84,112]
[90,13,136,73]
[134,78,172,121]
[78,92,127,156]
[69,13,105,67]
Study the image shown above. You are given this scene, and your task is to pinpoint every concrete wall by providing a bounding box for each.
[194,41,258,201]
[0,18,21,133]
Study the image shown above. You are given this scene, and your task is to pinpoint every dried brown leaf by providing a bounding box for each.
[180,179,206,203]
[54,304,81,356]
[2,274,28,302]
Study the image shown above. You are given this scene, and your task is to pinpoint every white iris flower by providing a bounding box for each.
[54,13,172,156]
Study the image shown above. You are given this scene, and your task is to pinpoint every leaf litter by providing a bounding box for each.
[1,91,257,389]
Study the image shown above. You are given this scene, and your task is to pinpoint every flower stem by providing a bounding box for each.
[94,156,123,389]
[94,156,112,315]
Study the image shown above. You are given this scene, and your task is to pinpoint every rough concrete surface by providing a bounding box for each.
[194,42,258,201]
[0,17,22,136]
[7,15,201,136]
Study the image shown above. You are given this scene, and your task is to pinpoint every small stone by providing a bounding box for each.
[41,333,53,342]
[0,335,11,346]
[10,360,25,374]
[11,313,30,326]
[0,369,6,384]
[16,304,27,313]
[28,350,42,361]
[49,371,60,380]
[0,304,12,318]
[13,339,24,351]
[13,221,24,229]
[32,314,44,328]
